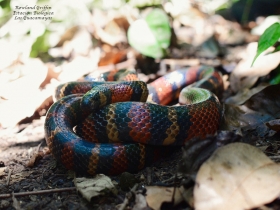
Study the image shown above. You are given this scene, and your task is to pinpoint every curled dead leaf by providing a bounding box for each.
[26,152,43,168]
[244,84,280,118]
[225,85,268,105]
[223,84,280,136]
[145,186,184,210]
[222,103,274,132]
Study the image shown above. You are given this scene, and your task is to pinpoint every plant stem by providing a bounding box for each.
[241,0,253,25]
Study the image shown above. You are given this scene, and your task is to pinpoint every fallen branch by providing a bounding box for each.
[6,168,12,186]
[0,187,76,198]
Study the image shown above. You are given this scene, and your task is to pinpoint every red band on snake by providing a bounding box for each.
[44,66,223,175]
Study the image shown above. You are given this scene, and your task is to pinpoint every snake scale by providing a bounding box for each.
[44,66,223,175]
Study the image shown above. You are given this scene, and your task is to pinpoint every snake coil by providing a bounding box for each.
[44,66,223,175]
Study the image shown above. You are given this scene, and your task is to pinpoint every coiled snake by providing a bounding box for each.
[44,66,223,175]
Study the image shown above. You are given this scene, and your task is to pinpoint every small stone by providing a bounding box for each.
[0,200,9,208]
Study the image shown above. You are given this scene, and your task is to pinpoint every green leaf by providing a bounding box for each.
[30,30,50,60]
[128,9,171,59]
[269,66,280,85]
[145,8,171,50]
[251,22,280,66]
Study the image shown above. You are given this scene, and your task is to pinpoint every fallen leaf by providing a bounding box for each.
[0,167,7,177]
[128,9,171,59]
[244,84,280,118]
[58,51,100,83]
[10,171,32,184]
[194,143,280,210]
[98,51,127,66]
[54,26,80,47]
[90,10,127,46]
[50,26,93,58]
[179,131,244,175]
[103,19,127,42]
[230,42,280,92]
[26,152,43,168]
[113,17,130,32]
[223,84,280,137]
[222,104,274,132]
[145,186,184,210]
[12,193,21,210]
[75,174,116,202]
[133,193,148,210]
[225,85,268,105]
[251,16,280,36]
[211,15,245,45]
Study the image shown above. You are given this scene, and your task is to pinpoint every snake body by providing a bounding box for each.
[44,66,223,175]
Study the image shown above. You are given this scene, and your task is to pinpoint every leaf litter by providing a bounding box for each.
[1,1,280,210]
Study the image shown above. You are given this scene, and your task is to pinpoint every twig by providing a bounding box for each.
[117,184,138,210]
[0,187,76,198]
[268,155,280,159]
[41,168,46,183]
[36,141,43,153]
[12,192,22,210]
[146,167,152,185]
[6,168,12,186]
[161,175,176,184]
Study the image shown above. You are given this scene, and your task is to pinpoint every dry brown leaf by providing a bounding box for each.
[225,85,268,105]
[90,9,127,46]
[0,167,7,177]
[222,103,274,132]
[194,143,280,210]
[55,26,80,47]
[9,171,32,185]
[26,152,43,168]
[145,186,184,210]
[75,174,116,202]
[98,51,127,66]
[50,26,93,58]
